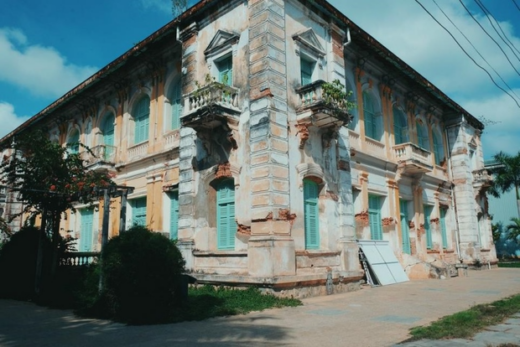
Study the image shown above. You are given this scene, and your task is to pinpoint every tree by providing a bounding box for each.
[488,151,520,217]
[506,217,520,243]
[0,128,112,292]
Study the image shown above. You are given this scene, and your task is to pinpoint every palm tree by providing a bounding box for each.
[506,218,520,243]
[488,151,520,217]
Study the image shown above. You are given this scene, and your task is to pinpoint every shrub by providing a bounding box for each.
[98,226,185,324]
[0,226,53,299]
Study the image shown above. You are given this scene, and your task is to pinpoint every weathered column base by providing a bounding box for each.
[338,239,363,273]
[177,239,195,271]
[248,236,295,277]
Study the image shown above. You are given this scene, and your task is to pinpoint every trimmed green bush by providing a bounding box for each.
[98,226,185,324]
[0,226,53,299]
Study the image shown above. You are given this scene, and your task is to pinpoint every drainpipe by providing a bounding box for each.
[445,117,463,262]
[343,27,351,47]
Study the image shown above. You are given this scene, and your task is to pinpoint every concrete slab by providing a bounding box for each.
[1,268,520,347]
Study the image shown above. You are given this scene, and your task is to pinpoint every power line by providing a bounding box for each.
[474,0,520,61]
[513,0,520,13]
[458,0,520,77]
[415,0,520,108]
[432,0,520,101]
[477,0,520,56]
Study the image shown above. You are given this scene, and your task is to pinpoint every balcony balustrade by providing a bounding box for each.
[81,145,117,171]
[182,82,240,130]
[295,80,351,128]
[393,142,433,174]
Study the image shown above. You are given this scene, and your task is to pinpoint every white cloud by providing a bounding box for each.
[140,0,171,14]
[329,0,520,156]
[461,90,520,157]
[0,28,98,98]
[0,102,29,139]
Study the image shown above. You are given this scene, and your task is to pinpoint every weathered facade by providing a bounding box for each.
[0,0,497,296]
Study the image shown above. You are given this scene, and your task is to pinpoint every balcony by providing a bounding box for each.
[472,169,492,187]
[393,143,433,175]
[82,145,117,172]
[182,82,240,131]
[295,80,351,128]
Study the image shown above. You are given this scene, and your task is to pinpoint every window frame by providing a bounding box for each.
[133,95,150,145]
[216,179,236,250]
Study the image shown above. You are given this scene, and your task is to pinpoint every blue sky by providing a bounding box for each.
[1,0,519,159]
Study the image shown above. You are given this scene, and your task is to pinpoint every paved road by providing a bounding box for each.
[1,268,520,347]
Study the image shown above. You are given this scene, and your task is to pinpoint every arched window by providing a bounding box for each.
[432,130,445,165]
[169,84,182,130]
[416,119,429,150]
[216,179,236,250]
[102,113,115,161]
[85,119,92,147]
[169,191,179,240]
[303,179,320,249]
[134,96,150,144]
[68,129,80,154]
[363,91,381,141]
[346,79,357,131]
[393,106,408,145]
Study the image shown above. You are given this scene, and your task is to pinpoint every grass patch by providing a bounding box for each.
[408,294,520,341]
[170,286,302,322]
[498,262,520,268]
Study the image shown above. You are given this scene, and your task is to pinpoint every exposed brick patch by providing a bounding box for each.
[382,217,394,226]
[278,209,296,224]
[430,217,439,225]
[355,211,369,227]
[215,162,232,179]
[326,191,339,201]
[250,87,273,101]
[338,160,350,171]
[408,220,415,229]
[295,123,310,149]
[453,178,467,185]
[237,223,251,235]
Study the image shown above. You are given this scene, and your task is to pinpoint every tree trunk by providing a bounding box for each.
[34,210,47,295]
[50,210,61,278]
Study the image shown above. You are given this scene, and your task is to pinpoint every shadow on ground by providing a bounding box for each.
[0,300,293,346]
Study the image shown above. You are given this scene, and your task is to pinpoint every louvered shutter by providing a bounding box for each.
[217,180,236,250]
[393,107,408,145]
[364,92,376,140]
[424,206,433,249]
[171,84,182,130]
[400,199,411,254]
[132,198,147,226]
[433,132,444,166]
[80,210,94,252]
[304,180,320,249]
[369,195,382,240]
[300,59,314,86]
[440,208,448,249]
[103,114,115,160]
[134,97,150,144]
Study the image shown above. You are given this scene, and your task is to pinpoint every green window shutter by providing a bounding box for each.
[364,92,379,140]
[217,57,232,86]
[80,209,94,252]
[393,107,408,145]
[217,179,236,250]
[400,199,411,254]
[433,132,444,166]
[132,197,147,226]
[134,96,150,144]
[304,179,320,249]
[171,84,182,130]
[300,58,314,86]
[424,205,433,249]
[416,121,429,150]
[369,195,382,240]
[170,191,179,240]
[102,113,115,160]
[69,130,80,154]
[440,208,448,249]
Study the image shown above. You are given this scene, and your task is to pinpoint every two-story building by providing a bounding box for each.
[0,0,496,296]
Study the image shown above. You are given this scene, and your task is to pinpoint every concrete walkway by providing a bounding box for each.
[1,268,520,347]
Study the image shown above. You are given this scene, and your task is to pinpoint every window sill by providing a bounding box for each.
[295,250,341,257]
[192,250,247,257]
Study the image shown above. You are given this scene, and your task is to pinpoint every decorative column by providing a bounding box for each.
[247,0,295,277]
[177,23,198,269]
